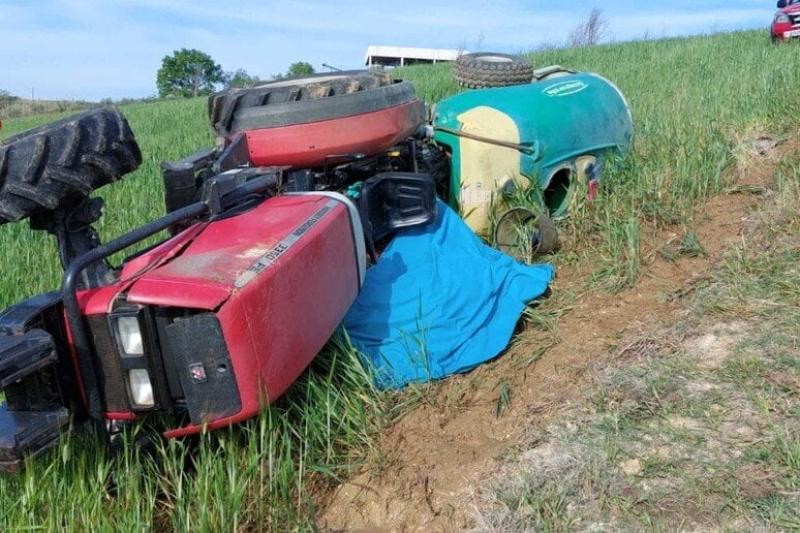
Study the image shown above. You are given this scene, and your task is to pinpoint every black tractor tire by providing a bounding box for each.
[208,70,416,137]
[0,107,142,225]
[454,53,534,89]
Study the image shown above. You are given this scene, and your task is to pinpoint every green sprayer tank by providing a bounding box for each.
[432,68,633,236]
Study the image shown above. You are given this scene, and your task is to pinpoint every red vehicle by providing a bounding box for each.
[772,0,800,41]
[0,71,438,471]
[0,62,627,471]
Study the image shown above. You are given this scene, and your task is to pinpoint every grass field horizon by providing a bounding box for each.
[0,28,797,530]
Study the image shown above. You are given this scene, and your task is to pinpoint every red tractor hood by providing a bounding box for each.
[122,193,363,310]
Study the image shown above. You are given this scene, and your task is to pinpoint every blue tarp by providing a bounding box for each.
[343,200,554,389]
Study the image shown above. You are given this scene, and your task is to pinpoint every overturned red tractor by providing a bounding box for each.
[0,66,631,471]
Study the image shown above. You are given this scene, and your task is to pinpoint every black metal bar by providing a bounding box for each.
[61,173,280,422]
[160,147,217,174]
[62,202,208,421]
[162,146,217,219]
[212,133,249,174]
[432,125,537,155]
[210,175,279,211]
[323,153,366,178]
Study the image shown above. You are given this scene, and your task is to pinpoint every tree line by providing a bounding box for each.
[156,48,316,98]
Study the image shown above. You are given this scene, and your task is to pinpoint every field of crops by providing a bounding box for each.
[0,29,797,529]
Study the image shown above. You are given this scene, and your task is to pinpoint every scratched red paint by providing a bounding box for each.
[244,100,422,167]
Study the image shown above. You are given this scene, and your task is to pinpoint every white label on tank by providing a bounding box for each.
[234,199,339,289]
[543,80,588,97]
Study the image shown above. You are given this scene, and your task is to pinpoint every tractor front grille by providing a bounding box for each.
[86,315,129,412]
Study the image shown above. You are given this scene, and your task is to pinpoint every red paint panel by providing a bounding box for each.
[244,100,422,167]
[62,308,88,409]
[127,279,230,310]
[105,412,137,421]
[77,286,122,316]
[120,223,206,283]
[126,195,337,309]
[68,193,358,435]
[232,199,359,401]
[163,195,361,437]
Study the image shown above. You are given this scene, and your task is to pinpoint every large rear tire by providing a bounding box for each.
[454,53,533,89]
[0,107,142,225]
[208,71,415,137]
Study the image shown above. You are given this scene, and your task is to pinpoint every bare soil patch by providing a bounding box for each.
[318,140,796,531]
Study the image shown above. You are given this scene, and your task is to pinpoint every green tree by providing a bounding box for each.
[225,69,260,89]
[157,48,225,98]
[287,61,315,77]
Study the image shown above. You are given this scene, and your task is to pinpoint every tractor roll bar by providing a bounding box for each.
[62,173,279,421]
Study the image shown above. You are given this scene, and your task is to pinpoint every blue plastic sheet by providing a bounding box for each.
[343,200,554,389]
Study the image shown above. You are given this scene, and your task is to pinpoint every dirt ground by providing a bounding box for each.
[318,139,795,532]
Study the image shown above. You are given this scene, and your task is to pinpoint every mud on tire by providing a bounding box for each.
[493,208,559,259]
[208,70,408,137]
[0,107,142,225]
[454,53,534,89]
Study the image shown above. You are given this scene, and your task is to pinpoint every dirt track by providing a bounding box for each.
[318,140,793,531]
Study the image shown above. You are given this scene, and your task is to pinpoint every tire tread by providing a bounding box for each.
[208,71,395,137]
[454,53,533,89]
[0,107,141,225]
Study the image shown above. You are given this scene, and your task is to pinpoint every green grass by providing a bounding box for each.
[0,335,404,529]
[0,29,798,529]
[0,97,96,121]
[477,267,799,530]
[400,29,799,290]
[472,122,799,532]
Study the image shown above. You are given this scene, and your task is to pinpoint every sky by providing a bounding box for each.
[0,0,777,101]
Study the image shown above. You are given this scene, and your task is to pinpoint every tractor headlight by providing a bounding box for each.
[115,315,144,356]
[128,369,155,407]
[775,12,790,23]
